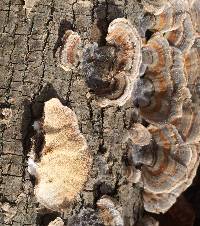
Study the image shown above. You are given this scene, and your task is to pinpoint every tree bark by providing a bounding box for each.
[0,0,145,225]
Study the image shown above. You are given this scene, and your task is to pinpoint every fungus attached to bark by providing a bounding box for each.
[97,196,124,226]
[190,0,200,37]
[28,98,92,211]
[184,46,200,102]
[133,34,190,124]
[59,30,82,72]
[128,123,200,213]
[128,123,152,146]
[83,18,142,107]
[165,14,195,53]
[141,0,167,15]
[171,103,200,143]
[142,0,188,33]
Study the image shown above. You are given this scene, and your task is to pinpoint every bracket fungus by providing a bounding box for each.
[142,0,188,33]
[97,196,124,226]
[83,18,142,107]
[165,14,195,53]
[28,98,92,211]
[128,123,200,213]
[59,30,82,72]
[171,103,200,143]
[133,34,190,124]
[184,46,200,102]
[190,0,200,37]
[128,123,152,147]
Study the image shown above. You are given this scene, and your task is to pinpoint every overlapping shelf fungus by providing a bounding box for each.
[27,0,200,222]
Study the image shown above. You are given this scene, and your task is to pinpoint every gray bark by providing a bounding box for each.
[0,0,145,225]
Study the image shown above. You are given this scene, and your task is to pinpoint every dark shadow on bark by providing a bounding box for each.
[53,20,73,58]
[21,83,69,158]
[36,211,61,226]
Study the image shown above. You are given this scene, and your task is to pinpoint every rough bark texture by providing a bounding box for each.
[0,0,145,225]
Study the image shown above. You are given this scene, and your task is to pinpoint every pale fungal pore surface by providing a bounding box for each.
[48,217,64,226]
[59,30,82,72]
[97,196,124,226]
[128,123,200,213]
[28,98,92,211]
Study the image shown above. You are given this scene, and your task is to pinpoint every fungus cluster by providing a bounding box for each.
[27,0,199,222]
[59,18,142,107]
[28,98,92,211]
[128,0,200,214]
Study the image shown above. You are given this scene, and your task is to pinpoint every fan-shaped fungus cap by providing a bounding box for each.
[143,191,177,214]
[97,196,124,226]
[141,0,167,15]
[142,124,192,194]
[84,18,142,107]
[128,123,152,146]
[165,14,195,53]
[133,34,190,124]
[128,124,200,213]
[171,103,200,143]
[190,0,200,37]
[59,30,82,72]
[31,98,92,211]
[48,217,64,226]
[184,47,200,102]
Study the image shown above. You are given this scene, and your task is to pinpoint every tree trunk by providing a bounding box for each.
[0,0,145,225]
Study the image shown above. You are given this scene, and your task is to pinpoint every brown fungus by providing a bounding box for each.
[165,14,195,53]
[171,103,200,143]
[128,123,200,213]
[143,143,200,213]
[28,98,92,211]
[83,18,142,107]
[141,0,167,15]
[133,34,190,124]
[97,196,124,226]
[190,0,200,37]
[59,30,82,72]
[142,0,188,33]
[184,46,200,102]
[128,123,152,146]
